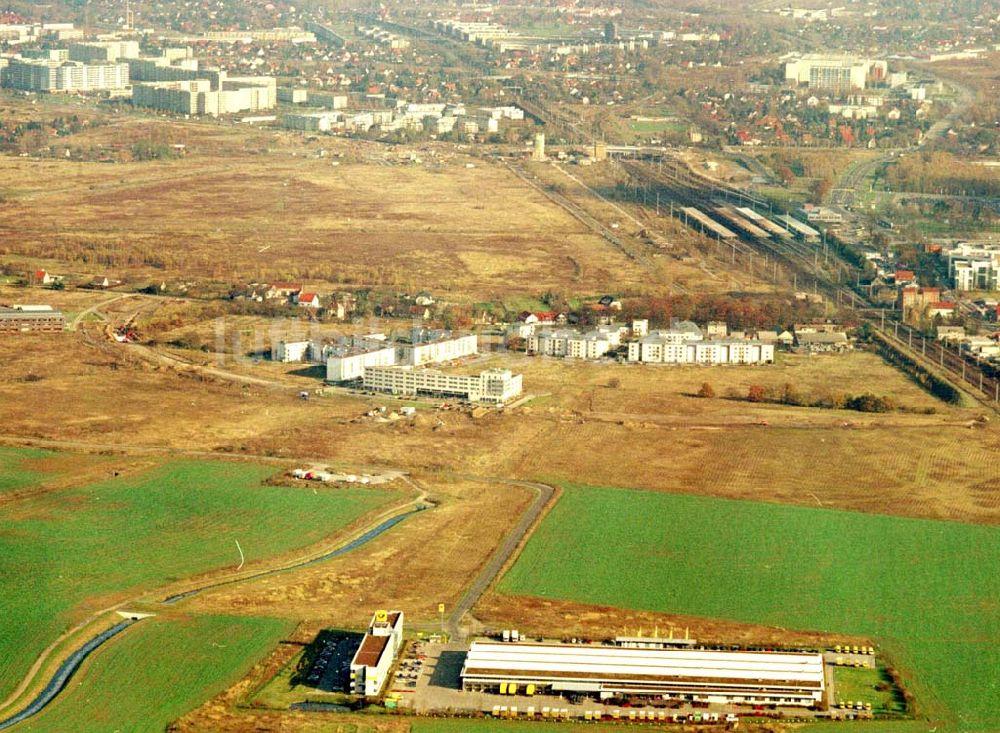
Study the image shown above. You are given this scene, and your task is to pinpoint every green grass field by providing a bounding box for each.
[0,447,57,494]
[628,120,685,134]
[19,614,294,732]
[499,486,1000,732]
[0,459,400,703]
[832,666,902,714]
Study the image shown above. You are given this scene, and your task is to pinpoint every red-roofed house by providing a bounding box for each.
[296,292,322,308]
[519,311,558,325]
[928,302,955,318]
[900,286,946,317]
[510,311,561,339]
[33,270,64,285]
[894,270,917,285]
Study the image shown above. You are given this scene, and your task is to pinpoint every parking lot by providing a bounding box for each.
[299,631,364,693]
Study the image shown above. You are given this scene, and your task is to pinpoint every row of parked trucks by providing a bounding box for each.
[489,706,739,723]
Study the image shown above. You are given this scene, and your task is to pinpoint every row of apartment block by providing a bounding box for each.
[362,366,523,405]
[628,334,775,365]
[3,58,129,92]
[321,332,478,382]
[526,326,624,360]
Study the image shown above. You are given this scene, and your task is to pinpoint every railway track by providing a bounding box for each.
[503,160,651,269]
[619,159,849,289]
[617,159,1000,410]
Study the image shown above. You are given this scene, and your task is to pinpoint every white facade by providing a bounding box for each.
[350,610,405,697]
[326,345,397,382]
[362,366,522,404]
[68,41,140,63]
[947,243,1000,292]
[528,327,619,360]
[132,71,275,116]
[272,340,312,363]
[5,59,129,92]
[461,642,824,707]
[397,333,478,366]
[628,329,774,365]
[283,111,342,132]
[783,54,886,92]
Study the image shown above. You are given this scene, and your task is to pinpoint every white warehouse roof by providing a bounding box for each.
[463,642,824,687]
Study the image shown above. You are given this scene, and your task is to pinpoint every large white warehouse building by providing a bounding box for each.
[461,642,825,707]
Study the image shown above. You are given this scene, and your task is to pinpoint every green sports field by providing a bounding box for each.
[0,459,400,703]
[18,614,294,732]
[498,486,1000,732]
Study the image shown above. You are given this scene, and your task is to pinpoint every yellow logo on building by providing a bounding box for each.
[374,609,389,624]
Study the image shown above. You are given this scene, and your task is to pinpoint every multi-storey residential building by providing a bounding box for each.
[4,58,129,92]
[396,331,477,366]
[527,326,622,359]
[0,305,65,333]
[947,243,1000,292]
[68,41,140,63]
[326,344,397,382]
[362,366,522,404]
[132,79,219,115]
[132,73,276,116]
[628,324,774,366]
[783,54,887,93]
[283,112,343,132]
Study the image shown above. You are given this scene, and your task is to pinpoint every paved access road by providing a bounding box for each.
[444,477,557,639]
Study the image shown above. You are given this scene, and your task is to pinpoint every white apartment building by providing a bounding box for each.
[349,610,405,698]
[272,340,312,363]
[947,243,1000,292]
[628,330,774,365]
[126,54,204,84]
[5,58,129,92]
[133,79,218,115]
[362,366,523,405]
[132,74,275,116]
[396,332,478,366]
[68,41,140,63]
[527,326,621,359]
[283,111,342,132]
[783,54,887,93]
[324,332,477,381]
[326,344,397,382]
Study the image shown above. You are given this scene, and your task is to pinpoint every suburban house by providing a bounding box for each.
[266,282,303,301]
[927,302,956,318]
[508,311,561,339]
[296,292,322,309]
[33,270,63,286]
